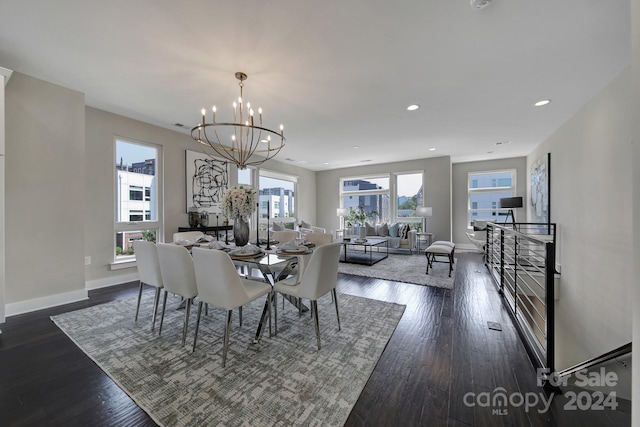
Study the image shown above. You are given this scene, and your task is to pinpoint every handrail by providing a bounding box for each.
[557,342,632,378]
[485,221,557,380]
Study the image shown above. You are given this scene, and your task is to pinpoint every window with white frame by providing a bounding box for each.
[467,170,515,226]
[339,172,426,228]
[340,175,390,225]
[115,138,163,262]
[259,170,297,229]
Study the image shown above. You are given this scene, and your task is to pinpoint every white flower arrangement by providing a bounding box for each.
[221,186,257,220]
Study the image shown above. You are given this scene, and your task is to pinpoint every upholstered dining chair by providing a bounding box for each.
[132,240,163,332]
[172,230,204,243]
[271,230,299,244]
[191,247,272,367]
[273,242,341,350]
[156,243,198,346]
[304,232,333,247]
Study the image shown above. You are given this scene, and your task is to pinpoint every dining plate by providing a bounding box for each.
[229,250,264,258]
[279,248,311,254]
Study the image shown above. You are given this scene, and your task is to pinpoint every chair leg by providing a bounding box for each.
[159,290,168,336]
[134,282,144,321]
[332,288,341,331]
[182,298,192,346]
[192,301,203,352]
[272,291,276,336]
[151,287,161,332]
[239,306,243,327]
[312,300,321,350]
[222,310,233,367]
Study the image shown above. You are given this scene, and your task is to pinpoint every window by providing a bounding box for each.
[115,138,163,263]
[339,172,426,228]
[468,170,515,226]
[340,175,390,224]
[129,185,143,201]
[238,167,253,187]
[259,170,297,229]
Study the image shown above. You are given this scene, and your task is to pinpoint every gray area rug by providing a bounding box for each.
[338,253,455,289]
[51,292,405,426]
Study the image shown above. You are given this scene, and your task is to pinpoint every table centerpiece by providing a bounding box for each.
[221,186,257,247]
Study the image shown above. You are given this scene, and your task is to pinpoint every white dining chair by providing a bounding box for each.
[272,230,299,244]
[156,243,198,346]
[191,247,273,367]
[273,242,341,350]
[132,240,163,332]
[172,230,204,243]
[304,232,333,247]
[133,240,163,332]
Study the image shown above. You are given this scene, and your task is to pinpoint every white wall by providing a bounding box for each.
[5,72,87,309]
[316,156,452,241]
[451,157,527,247]
[526,69,633,372]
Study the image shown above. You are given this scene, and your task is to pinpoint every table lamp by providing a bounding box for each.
[416,207,432,232]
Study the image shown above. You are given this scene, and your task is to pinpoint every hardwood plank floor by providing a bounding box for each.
[0,252,629,426]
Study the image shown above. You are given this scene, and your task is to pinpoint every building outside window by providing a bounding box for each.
[115,138,163,261]
[467,170,515,226]
[259,170,297,229]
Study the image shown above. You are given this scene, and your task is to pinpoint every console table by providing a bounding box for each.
[178,225,233,240]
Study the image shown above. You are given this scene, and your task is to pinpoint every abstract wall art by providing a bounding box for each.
[185,150,228,213]
[530,152,550,230]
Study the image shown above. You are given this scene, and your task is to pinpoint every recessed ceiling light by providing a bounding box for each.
[361,160,371,163]
[495,140,511,145]
[353,145,360,149]
[534,99,551,107]
[323,162,329,165]
[174,123,185,128]
[428,148,436,151]
[407,104,420,111]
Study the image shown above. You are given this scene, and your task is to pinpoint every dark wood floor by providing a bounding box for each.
[0,252,630,426]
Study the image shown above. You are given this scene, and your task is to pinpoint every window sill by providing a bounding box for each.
[110,260,137,270]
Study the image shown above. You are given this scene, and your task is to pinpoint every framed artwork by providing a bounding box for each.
[530,152,550,231]
[185,150,228,213]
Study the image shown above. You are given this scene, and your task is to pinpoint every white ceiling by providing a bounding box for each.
[0,0,630,171]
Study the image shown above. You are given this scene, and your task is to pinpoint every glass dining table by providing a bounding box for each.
[178,241,313,342]
[226,249,312,342]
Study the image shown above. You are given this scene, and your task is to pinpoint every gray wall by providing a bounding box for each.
[633,0,639,422]
[527,68,633,373]
[451,157,527,247]
[4,73,315,307]
[5,73,86,305]
[84,108,316,287]
[316,157,452,242]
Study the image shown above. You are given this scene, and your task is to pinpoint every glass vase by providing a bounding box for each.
[233,217,250,247]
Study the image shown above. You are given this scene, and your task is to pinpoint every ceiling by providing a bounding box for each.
[0,0,630,171]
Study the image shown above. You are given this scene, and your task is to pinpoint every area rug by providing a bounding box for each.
[338,253,455,289]
[51,292,405,426]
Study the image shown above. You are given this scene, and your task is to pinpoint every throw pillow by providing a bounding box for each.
[272,221,285,231]
[379,222,389,236]
[388,222,399,237]
[365,222,376,236]
[399,223,410,239]
[300,220,311,229]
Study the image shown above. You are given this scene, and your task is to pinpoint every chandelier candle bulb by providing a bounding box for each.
[212,105,216,122]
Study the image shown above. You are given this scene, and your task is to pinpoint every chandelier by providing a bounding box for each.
[191,72,285,170]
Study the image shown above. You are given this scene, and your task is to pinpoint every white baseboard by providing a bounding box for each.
[6,289,88,317]
[85,272,139,290]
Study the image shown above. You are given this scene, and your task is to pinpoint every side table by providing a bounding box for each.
[417,232,434,251]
